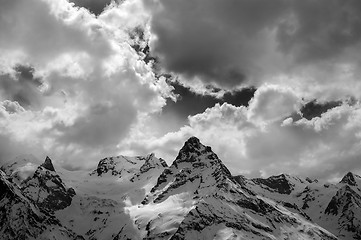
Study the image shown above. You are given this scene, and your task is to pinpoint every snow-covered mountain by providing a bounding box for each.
[0,170,79,240]
[130,137,336,240]
[235,172,361,239]
[0,137,359,239]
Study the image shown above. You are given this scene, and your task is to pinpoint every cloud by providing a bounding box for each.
[159,81,255,126]
[0,65,43,110]
[1,100,25,114]
[0,0,112,65]
[277,0,361,63]
[247,84,302,125]
[146,0,288,88]
[145,0,361,101]
[0,0,171,169]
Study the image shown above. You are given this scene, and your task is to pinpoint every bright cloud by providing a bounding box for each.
[0,0,170,168]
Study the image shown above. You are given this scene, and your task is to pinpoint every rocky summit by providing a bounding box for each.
[0,137,359,239]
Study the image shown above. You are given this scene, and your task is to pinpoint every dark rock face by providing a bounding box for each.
[232,175,247,185]
[148,136,233,200]
[96,157,117,176]
[0,171,45,239]
[158,158,168,168]
[324,185,361,238]
[174,137,231,176]
[325,186,360,215]
[340,172,358,186]
[41,156,55,172]
[0,170,76,240]
[139,153,165,173]
[22,166,75,212]
[95,154,167,181]
[253,174,294,194]
[150,168,173,194]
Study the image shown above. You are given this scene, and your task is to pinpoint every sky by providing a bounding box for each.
[1,0,361,181]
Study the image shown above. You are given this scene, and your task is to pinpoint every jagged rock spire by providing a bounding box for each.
[173,136,217,165]
[180,136,203,152]
[158,158,168,168]
[184,136,201,146]
[340,172,357,186]
[41,156,55,172]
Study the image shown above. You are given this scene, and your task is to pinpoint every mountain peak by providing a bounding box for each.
[253,174,295,194]
[173,136,218,166]
[95,154,167,178]
[340,172,359,186]
[146,137,233,204]
[184,136,201,146]
[40,156,55,172]
[178,136,204,153]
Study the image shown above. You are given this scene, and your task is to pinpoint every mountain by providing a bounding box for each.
[55,153,167,240]
[0,154,42,186]
[130,137,336,239]
[93,153,168,182]
[237,171,361,239]
[0,153,167,240]
[20,157,76,213]
[0,169,78,240]
[0,137,359,239]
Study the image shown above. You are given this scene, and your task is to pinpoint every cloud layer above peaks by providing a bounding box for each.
[1,0,361,181]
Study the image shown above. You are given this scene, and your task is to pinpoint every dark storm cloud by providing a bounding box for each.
[223,88,256,107]
[300,100,342,120]
[148,0,288,87]
[147,0,361,87]
[161,81,255,123]
[277,0,361,63]
[70,0,113,15]
[0,65,43,109]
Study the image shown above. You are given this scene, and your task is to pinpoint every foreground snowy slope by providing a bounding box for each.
[1,137,359,239]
